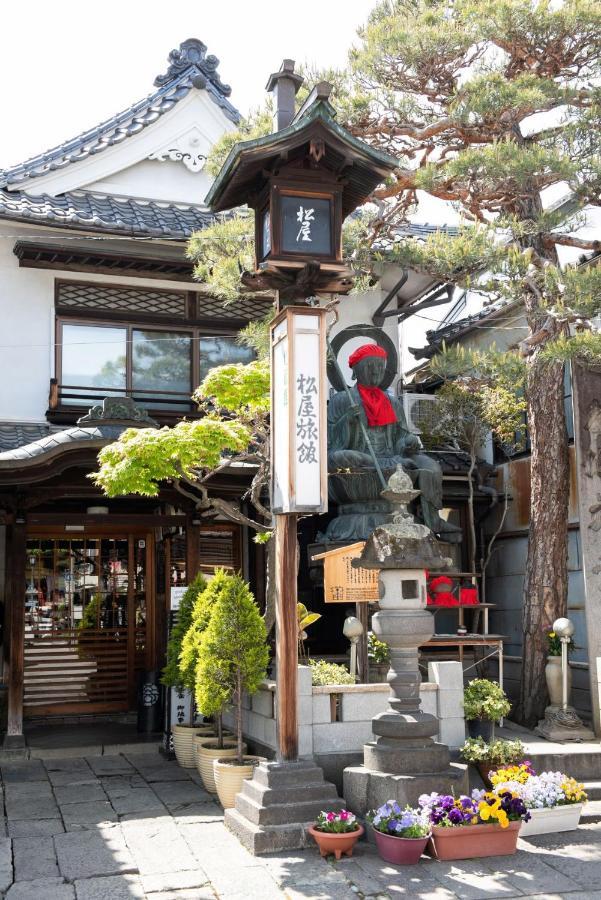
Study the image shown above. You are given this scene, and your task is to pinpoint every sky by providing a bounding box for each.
[0,0,375,169]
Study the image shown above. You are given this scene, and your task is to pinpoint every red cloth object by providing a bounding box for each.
[348,343,387,368]
[356,383,397,427]
[428,575,459,607]
[460,586,479,606]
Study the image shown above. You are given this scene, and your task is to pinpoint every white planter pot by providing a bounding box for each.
[521,803,583,837]
[545,656,571,707]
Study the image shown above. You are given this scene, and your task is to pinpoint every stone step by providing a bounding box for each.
[224,807,312,855]
[583,781,601,800]
[235,788,343,827]
[252,760,332,789]
[524,750,601,781]
[242,777,339,807]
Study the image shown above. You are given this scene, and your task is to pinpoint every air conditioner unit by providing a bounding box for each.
[402,393,441,434]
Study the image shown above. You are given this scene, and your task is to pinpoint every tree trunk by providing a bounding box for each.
[236,670,244,764]
[518,357,569,726]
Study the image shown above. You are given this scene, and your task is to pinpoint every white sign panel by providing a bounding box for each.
[170,586,187,611]
[271,308,327,514]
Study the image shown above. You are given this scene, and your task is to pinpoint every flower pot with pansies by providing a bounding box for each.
[490,763,587,836]
[367,802,431,865]
[308,810,364,860]
[460,737,526,788]
[419,789,529,860]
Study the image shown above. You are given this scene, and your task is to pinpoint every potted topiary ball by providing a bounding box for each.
[463,679,511,742]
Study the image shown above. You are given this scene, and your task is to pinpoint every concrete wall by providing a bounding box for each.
[222,662,466,789]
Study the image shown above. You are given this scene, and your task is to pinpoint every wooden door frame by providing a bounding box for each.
[25,525,156,715]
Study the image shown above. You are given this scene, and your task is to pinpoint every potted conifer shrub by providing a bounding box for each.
[180,571,239,785]
[464,678,511,741]
[161,573,208,767]
[195,573,269,808]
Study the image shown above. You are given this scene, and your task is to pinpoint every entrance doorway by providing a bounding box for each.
[23,531,154,717]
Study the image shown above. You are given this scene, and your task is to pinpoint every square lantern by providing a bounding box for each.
[256,179,343,269]
[271,306,328,514]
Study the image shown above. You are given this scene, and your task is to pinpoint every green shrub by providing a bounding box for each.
[459,737,525,766]
[367,632,390,665]
[309,659,355,686]
[161,573,207,691]
[178,570,231,693]
[195,573,269,763]
[463,678,511,722]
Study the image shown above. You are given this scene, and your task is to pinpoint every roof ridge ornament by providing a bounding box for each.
[154,38,232,97]
[77,397,158,428]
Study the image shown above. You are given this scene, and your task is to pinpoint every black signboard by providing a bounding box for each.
[280,195,332,255]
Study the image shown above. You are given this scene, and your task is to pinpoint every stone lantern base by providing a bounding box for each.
[344,762,468,819]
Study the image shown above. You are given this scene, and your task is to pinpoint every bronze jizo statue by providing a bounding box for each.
[326,344,461,543]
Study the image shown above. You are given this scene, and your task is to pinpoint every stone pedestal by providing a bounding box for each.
[536,705,595,742]
[224,759,344,854]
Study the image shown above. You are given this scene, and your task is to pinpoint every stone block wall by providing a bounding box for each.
[223,662,466,767]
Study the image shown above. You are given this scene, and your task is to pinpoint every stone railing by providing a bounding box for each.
[222,661,465,789]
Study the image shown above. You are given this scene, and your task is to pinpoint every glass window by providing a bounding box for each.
[61,324,126,403]
[132,330,192,410]
[199,336,255,383]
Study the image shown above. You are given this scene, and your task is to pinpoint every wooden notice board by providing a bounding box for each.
[312,542,379,603]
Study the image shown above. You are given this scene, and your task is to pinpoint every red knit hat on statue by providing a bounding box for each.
[347,344,396,427]
[348,344,387,368]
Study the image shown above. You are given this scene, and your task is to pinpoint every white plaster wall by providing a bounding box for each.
[0,222,211,423]
[85,158,212,206]
[0,226,55,422]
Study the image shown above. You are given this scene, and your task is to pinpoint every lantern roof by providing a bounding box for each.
[205,86,398,217]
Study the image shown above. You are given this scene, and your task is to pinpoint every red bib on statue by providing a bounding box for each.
[357,384,397,427]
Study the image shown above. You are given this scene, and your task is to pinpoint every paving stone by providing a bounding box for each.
[486,851,575,895]
[110,789,166,815]
[140,870,211,893]
[150,780,212,808]
[44,758,93,774]
[429,859,519,899]
[0,836,12,892]
[61,801,118,828]
[8,819,65,837]
[171,803,224,825]
[1,761,47,783]
[130,764,190,783]
[4,781,54,800]
[284,886,358,900]
[146,891,216,900]
[55,828,138,880]
[74,873,145,899]
[121,816,198,875]
[100,775,147,797]
[207,863,285,900]
[5,795,59,820]
[85,756,134,776]
[54,783,107,805]
[13,836,60,882]
[178,821,260,870]
[48,771,100,787]
[6,877,75,900]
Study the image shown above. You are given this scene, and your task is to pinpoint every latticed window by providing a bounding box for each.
[56,282,187,318]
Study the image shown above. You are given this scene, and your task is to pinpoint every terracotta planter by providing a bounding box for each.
[196,739,247,793]
[373,829,429,865]
[521,803,583,837]
[308,824,364,860]
[429,820,521,860]
[172,724,209,768]
[214,755,266,809]
[477,762,494,789]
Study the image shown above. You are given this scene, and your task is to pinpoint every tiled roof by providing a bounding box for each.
[0,424,126,464]
[0,189,215,238]
[411,298,522,360]
[0,423,58,454]
[0,39,239,190]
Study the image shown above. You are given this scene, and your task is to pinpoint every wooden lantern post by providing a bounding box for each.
[271,307,328,761]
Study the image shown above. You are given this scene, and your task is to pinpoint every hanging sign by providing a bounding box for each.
[271,306,328,514]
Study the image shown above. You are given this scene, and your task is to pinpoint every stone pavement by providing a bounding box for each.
[0,753,599,899]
